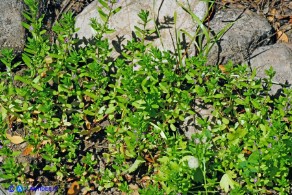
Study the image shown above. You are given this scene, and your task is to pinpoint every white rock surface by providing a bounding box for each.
[75,0,208,57]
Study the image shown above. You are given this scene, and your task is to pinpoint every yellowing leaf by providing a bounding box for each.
[276,31,289,43]
[220,170,238,193]
[6,133,24,144]
[32,110,41,114]
[45,56,53,64]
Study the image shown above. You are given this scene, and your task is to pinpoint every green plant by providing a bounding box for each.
[174,0,234,61]
[0,0,291,194]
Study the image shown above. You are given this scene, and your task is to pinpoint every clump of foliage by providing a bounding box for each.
[0,0,291,194]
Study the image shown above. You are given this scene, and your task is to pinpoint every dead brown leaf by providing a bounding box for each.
[219,64,229,74]
[267,8,276,22]
[22,145,34,156]
[289,16,292,24]
[267,15,274,22]
[125,174,133,182]
[129,184,139,190]
[129,184,139,195]
[32,110,41,114]
[84,95,91,102]
[67,181,80,195]
[41,140,51,145]
[276,30,289,43]
[6,133,24,144]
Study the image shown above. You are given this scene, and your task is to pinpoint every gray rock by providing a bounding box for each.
[0,0,25,53]
[249,43,292,95]
[207,9,274,65]
[75,0,208,58]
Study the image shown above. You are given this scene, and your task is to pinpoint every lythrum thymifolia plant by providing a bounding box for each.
[0,0,291,194]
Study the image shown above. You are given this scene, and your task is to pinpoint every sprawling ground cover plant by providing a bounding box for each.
[0,0,291,194]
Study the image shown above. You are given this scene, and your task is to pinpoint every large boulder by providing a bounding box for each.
[249,43,292,95]
[75,0,208,57]
[207,9,274,65]
[0,0,25,53]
